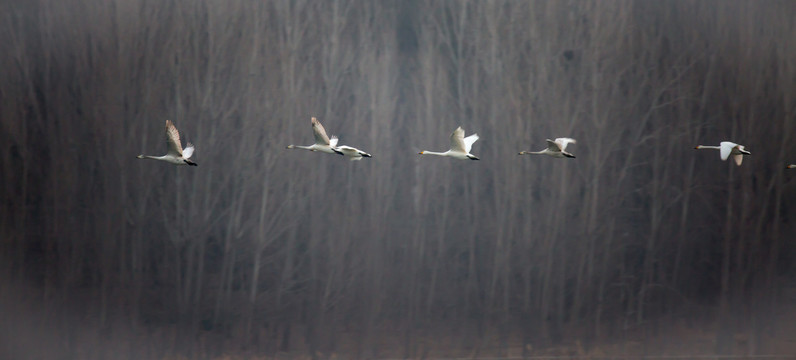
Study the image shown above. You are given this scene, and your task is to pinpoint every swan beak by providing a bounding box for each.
[418,151,424,155]
[693,146,699,149]
[136,155,144,159]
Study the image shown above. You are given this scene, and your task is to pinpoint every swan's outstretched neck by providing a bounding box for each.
[287,145,313,151]
[419,151,448,156]
[694,145,721,149]
[137,154,159,160]
[518,151,545,155]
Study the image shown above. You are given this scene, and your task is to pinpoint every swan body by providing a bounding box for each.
[419,126,480,160]
[519,138,576,158]
[286,117,344,155]
[137,120,197,166]
[336,145,372,161]
[695,141,751,166]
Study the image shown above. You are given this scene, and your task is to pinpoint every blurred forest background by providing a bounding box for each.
[2,0,796,359]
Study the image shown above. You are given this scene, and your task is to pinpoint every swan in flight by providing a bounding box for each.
[335,145,372,161]
[519,138,576,158]
[418,126,480,160]
[286,117,344,155]
[694,141,751,166]
[137,120,197,166]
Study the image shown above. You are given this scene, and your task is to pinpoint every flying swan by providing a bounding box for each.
[694,141,751,166]
[286,117,344,155]
[519,138,577,158]
[137,120,197,166]
[418,126,480,160]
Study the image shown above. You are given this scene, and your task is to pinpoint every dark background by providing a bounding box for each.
[2,0,796,358]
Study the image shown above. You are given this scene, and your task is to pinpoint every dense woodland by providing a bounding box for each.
[2,0,796,359]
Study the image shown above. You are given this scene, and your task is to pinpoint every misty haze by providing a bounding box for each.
[2,1,796,359]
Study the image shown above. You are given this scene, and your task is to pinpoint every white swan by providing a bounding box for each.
[335,145,372,161]
[137,120,197,166]
[286,117,344,155]
[519,138,576,158]
[418,126,480,160]
[695,141,751,166]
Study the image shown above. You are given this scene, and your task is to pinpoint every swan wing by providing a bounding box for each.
[182,143,194,159]
[463,134,479,153]
[719,142,735,161]
[545,139,561,152]
[555,138,576,151]
[329,136,339,148]
[312,117,332,145]
[165,120,184,156]
[449,127,467,153]
[733,154,743,166]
